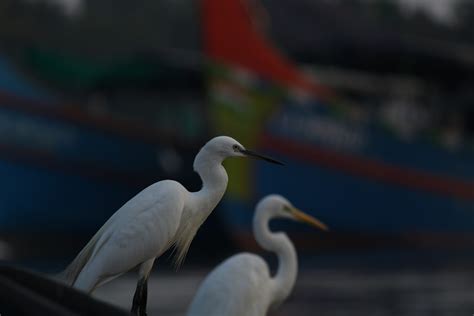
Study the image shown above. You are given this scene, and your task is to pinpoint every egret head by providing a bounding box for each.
[201,136,284,164]
[257,195,328,231]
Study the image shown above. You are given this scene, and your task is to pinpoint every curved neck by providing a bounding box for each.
[253,209,297,307]
[192,147,228,212]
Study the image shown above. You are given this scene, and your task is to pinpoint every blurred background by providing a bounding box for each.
[0,0,473,315]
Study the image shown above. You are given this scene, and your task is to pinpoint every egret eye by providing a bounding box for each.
[283,205,292,213]
[233,145,241,152]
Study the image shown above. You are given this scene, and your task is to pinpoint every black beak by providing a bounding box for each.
[241,149,284,165]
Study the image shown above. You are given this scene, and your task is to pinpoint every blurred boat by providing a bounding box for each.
[1,0,472,254]
[203,0,474,248]
[0,51,203,237]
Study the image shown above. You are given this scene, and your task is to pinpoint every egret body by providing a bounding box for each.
[187,195,327,316]
[60,136,282,316]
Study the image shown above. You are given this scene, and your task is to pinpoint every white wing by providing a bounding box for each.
[61,180,187,291]
[187,253,272,316]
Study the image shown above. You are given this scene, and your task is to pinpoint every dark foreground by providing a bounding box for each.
[94,266,474,316]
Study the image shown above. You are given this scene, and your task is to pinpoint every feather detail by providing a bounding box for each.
[171,219,200,269]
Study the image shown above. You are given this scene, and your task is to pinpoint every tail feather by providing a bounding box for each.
[57,222,112,286]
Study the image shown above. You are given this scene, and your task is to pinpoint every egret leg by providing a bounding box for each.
[131,277,148,316]
[131,258,155,316]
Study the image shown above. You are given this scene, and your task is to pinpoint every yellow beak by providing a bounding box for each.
[290,207,329,231]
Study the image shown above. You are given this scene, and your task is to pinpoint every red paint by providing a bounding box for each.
[262,134,474,200]
[0,142,154,186]
[0,91,193,147]
[202,0,332,98]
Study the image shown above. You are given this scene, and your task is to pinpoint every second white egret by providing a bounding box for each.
[59,136,283,316]
[187,194,328,316]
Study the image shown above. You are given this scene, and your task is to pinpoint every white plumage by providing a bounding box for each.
[188,253,271,316]
[187,194,328,316]
[59,136,282,315]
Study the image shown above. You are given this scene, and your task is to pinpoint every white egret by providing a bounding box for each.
[59,136,283,316]
[187,194,328,316]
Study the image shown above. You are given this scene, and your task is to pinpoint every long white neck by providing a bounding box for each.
[191,146,229,213]
[253,208,297,307]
